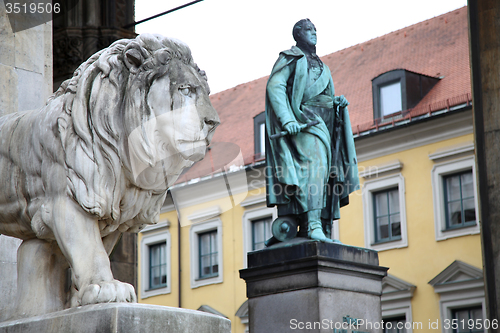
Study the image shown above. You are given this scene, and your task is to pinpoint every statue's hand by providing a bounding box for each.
[284,121,301,135]
[334,95,349,108]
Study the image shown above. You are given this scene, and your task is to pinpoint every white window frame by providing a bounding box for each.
[429,260,486,333]
[441,297,486,333]
[431,155,480,241]
[362,173,407,251]
[381,275,416,333]
[382,305,414,333]
[139,223,171,299]
[242,204,277,268]
[190,218,223,288]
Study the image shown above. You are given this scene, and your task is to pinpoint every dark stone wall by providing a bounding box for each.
[469,1,500,323]
[52,0,136,89]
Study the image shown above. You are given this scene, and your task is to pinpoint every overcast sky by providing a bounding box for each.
[135,0,468,94]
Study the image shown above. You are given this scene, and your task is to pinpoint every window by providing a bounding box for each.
[443,171,476,230]
[252,216,272,250]
[241,197,277,268]
[149,242,167,289]
[199,230,218,279]
[254,112,266,159]
[430,153,479,241]
[383,316,406,333]
[381,275,415,333]
[380,81,402,116]
[429,260,486,333]
[373,188,401,243]
[372,69,440,120]
[361,168,407,251]
[190,218,223,288]
[139,221,171,299]
[452,306,483,333]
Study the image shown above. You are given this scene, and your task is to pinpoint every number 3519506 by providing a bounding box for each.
[443,318,498,330]
[5,2,60,14]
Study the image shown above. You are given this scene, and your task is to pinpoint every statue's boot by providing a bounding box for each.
[307,210,333,243]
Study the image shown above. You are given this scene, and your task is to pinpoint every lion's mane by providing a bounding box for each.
[48,34,209,233]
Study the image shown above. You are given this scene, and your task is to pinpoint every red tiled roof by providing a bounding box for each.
[179,6,471,183]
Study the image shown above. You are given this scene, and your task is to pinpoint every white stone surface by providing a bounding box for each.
[16,69,45,111]
[0,303,231,333]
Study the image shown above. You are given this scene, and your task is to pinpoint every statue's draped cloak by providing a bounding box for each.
[265,46,359,219]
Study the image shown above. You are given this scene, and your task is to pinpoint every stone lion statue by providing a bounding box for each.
[0,34,219,319]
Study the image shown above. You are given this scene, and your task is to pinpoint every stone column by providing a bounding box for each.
[240,240,387,333]
[468,1,500,322]
[0,0,53,320]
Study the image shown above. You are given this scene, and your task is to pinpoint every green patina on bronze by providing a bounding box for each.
[265,18,359,244]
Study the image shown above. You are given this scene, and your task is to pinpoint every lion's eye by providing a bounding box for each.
[179,86,191,97]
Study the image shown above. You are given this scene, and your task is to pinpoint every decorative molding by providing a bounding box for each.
[235,300,248,319]
[240,194,266,208]
[359,160,403,179]
[382,274,416,302]
[235,300,249,333]
[429,260,485,333]
[428,142,474,161]
[197,305,227,318]
[188,206,222,224]
[429,260,484,293]
[140,220,170,233]
[356,110,473,162]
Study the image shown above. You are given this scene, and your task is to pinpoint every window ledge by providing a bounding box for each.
[442,222,477,232]
[195,275,219,282]
[372,237,402,246]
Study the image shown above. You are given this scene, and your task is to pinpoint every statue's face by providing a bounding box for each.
[298,21,317,46]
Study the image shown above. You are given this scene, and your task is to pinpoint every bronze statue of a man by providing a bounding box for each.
[265,18,359,243]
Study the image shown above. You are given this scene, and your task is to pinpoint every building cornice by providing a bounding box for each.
[356,108,473,162]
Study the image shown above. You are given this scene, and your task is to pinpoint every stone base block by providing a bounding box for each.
[0,303,231,333]
[240,239,388,333]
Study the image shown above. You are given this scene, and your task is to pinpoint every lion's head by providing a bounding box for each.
[54,34,219,222]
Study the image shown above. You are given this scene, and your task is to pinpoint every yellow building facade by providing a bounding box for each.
[137,7,486,333]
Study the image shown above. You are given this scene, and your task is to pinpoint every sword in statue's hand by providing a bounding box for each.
[270,120,320,140]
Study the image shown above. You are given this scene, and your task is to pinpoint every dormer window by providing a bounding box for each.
[372,69,440,120]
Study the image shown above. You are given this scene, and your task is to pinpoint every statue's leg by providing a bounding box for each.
[48,196,136,307]
[13,239,69,319]
[322,218,332,239]
[307,210,333,243]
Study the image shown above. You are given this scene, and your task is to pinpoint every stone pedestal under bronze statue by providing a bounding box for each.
[240,240,387,333]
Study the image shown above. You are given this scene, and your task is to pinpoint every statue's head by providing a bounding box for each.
[293,19,317,47]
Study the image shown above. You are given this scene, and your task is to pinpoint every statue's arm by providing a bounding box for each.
[267,63,296,128]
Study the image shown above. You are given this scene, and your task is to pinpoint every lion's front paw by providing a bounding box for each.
[71,280,137,307]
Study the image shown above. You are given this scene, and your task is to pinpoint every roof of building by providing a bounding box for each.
[175,6,471,184]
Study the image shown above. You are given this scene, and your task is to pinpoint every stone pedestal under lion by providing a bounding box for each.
[0,34,230,332]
